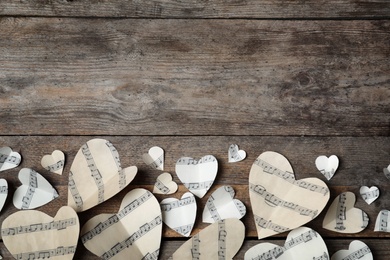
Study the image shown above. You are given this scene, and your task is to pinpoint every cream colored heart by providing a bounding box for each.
[41,150,65,175]
[153,172,178,194]
[374,209,390,232]
[315,155,339,180]
[142,146,164,170]
[249,151,330,239]
[323,191,369,233]
[360,186,379,205]
[80,188,162,260]
[1,206,79,260]
[0,146,21,172]
[228,144,246,163]
[331,240,373,260]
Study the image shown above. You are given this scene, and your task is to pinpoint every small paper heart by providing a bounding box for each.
[383,164,390,180]
[160,192,197,237]
[0,179,8,213]
[202,185,246,223]
[0,146,21,172]
[315,155,339,180]
[228,144,246,163]
[331,240,373,260]
[41,150,65,175]
[142,146,164,170]
[374,209,390,232]
[359,186,379,205]
[153,172,178,195]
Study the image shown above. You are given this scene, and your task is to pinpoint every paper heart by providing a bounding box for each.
[153,172,178,195]
[245,227,329,260]
[360,186,379,205]
[142,146,164,170]
[67,138,137,212]
[0,179,8,213]
[81,188,162,260]
[13,168,59,209]
[41,150,65,175]
[323,191,369,233]
[228,144,246,163]
[374,209,390,232]
[175,155,218,198]
[331,240,373,260]
[315,155,339,180]
[0,146,21,172]
[160,192,196,237]
[383,164,390,180]
[202,185,246,223]
[170,218,245,259]
[1,206,79,259]
[249,151,330,239]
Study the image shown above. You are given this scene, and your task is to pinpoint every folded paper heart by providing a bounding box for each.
[315,155,339,180]
[383,164,390,180]
[1,206,79,260]
[170,218,245,259]
[67,138,137,212]
[41,150,65,175]
[360,186,379,205]
[374,209,390,232]
[323,191,369,233]
[0,179,7,213]
[81,188,162,260]
[245,227,329,260]
[249,151,330,239]
[142,146,164,170]
[160,192,196,237]
[13,168,59,209]
[0,146,21,172]
[153,172,178,195]
[228,144,246,163]
[175,155,218,198]
[331,240,373,260]
[202,185,246,223]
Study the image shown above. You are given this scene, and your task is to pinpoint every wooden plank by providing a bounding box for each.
[0,18,389,136]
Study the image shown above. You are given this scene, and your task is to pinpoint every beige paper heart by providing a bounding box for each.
[1,206,79,259]
[81,188,162,260]
[41,150,65,175]
[67,138,137,212]
[249,151,330,239]
[360,186,379,205]
[142,146,164,170]
[0,146,21,172]
[153,172,178,194]
[228,144,246,163]
[315,155,339,180]
[331,240,373,260]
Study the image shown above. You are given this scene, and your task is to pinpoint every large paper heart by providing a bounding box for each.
[13,168,59,209]
[1,206,79,259]
[170,218,245,259]
[202,185,246,223]
[249,151,330,239]
[81,188,162,260]
[153,172,178,195]
[41,150,65,175]
[360,186,379,205]
[160,192,196,237]
[315,155,339,180]
[0,146,21,172]
[374,209,390,232]
[228,144,246,163]
[383,164,390,180]
[331,240,373,260]
[323,191,369,233]
[175,155,218,198]
[142,146,164,170]
[245,227,329,260]
[67,138,137,212]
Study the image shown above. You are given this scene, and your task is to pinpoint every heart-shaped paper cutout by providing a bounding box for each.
[13,168,59,209]
[1,206,79,259]
[249,151,330,239]
[41,150,65,175]
[374,209,390,232]
[153,172,178,195]
[0,179,8,213]
[175,155,218,198]
[142,146,164,170]
[228,144,246,163]
[81,188,162,260]
[315,155,339,180]
[0,146,21,172]
[323,191,369,233]
[160,192,196,237]
[170,218,245,259]
[245,227,329,260]
[202,185,246,223]
[67,138,137,212]
[360,186,379,205]
[383,164,390,180]
[331,240,373,260]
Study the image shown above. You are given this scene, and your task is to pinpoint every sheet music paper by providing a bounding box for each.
[153,172,178,195]
[41,150,65,175]
[0,179,8,213]
[359,186,379,205]
[1,206,79,260]
[0,146,21,172]
[374,209,390,232]
[142,146,164,171]
[315,155,339,180]
[331,240,373,260]
[228,144,246,163]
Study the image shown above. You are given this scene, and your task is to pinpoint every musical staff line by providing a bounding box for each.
[360,189,379,201]
[176,155,216,166]
[191,234,200,260]
[105,141,126,189]
[141,249,159,260]
[184,180,214,191]
[254,215,289,233]
[206,198,221,222]
[0,153,21,166]
[13,245,76,260]
[69,170,84,211]
[154,178,170,194]
[173,224,194,236]
[2,218,77,236]
[341,246,371,260]
[44,160,64,172]
[218,220,227,260]
[375,210,389,232]
[21,169,38,210]
[148,155,163,170]
[160,196,196,212]
[335,193,347,231]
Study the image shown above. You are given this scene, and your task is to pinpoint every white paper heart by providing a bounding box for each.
[142,146,164,170]
[374,209,390,232]
[202,185,246,223]
[67,138,137,212]
[249,151,330,239]
[0,179,8,213]
[81,188,162,260]
[0,146,21,172]
[315,155,339,180]
[383,164,390,180]
[170,218,245,259]
[331,240,373,260]
[41,150,65,175]
[323,191,369,233]
[228,144,246,163]
[153,172,178,195]
[175,155,218,198]
[1,206,79,260]
[13,168,59,209]
[360,186,379,205]
[245,227,329,260]
[160,192,196,237]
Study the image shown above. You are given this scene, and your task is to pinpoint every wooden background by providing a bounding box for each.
[0,1,389,259]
